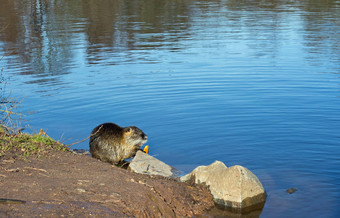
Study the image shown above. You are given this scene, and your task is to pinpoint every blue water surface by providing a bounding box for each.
[1,0,340,216]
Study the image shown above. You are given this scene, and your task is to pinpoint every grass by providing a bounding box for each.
[0,126,69,158]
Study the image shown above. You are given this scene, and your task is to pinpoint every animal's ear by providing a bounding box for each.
[125,127,133,134]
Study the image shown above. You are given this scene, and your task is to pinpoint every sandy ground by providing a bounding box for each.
[0,149,214,217]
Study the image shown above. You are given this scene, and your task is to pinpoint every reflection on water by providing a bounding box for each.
[1,0,339,80]
[1,0,340,217]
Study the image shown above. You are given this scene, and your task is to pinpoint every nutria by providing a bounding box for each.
[89,123,147,165]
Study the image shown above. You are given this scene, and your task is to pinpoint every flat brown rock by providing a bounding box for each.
[0,150,214,217]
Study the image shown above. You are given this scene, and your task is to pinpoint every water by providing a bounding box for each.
[1,0,340,216]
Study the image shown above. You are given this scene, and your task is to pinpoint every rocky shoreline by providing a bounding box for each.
[0,129,266,217]
[129,150,267,212]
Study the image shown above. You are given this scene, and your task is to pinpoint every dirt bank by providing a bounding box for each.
[0,131,214,217]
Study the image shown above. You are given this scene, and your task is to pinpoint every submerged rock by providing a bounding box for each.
[128,150,181,178]
[286,187,297,194]
[180,161,267,209]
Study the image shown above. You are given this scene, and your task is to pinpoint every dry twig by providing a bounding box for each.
[67,125,103,147]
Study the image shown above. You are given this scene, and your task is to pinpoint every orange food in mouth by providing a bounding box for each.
[143,145,149,154]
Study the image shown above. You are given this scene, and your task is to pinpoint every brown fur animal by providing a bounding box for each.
[89,123,147,165]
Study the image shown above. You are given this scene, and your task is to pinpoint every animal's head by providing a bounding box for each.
[123,126,147,147]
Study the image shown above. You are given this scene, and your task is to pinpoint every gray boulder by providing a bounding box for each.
[180,161,266,209]
[128,150,181,178]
